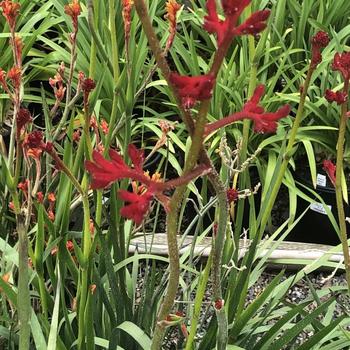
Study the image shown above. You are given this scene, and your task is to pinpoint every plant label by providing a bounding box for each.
[310,202,332,215]
[316,173,327,187]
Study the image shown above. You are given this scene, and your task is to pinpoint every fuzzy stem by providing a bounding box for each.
[208,170,229,350]
[133,1,235,347]
[151,99,211,349]
[133,0,194,134]
[335,79,350,292]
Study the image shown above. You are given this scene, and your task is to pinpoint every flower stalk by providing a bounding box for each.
[335,79,350,292]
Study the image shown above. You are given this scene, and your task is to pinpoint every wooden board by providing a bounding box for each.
[129,233,344,265]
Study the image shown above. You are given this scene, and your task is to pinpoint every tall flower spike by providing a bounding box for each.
[122,0,133,62]
[0,0,20,30]
[169,72,215,109]
[310,31,330,68]
[164,0,181,53]
[64,0,81,32]
[204,0,269,46]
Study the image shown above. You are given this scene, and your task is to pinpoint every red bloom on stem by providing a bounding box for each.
[169,72,215,109]
[0,0,20,29]
[79,72,96,107]
[221,0,250,17]
[203,0,229,46]
[122,0,133,54]
[233,10,270,36]
[85,144,210,224]
[165,0,181,52]
[119,190,154,225]
[214,298,224,310]
[64,0,81,31]
[311,31,330,47]
[204,0,269,45]
[332,52,350,81]
[205,84,291,135]
[227,188,238,203]
[16,108,32,136]
[310,31,329,68]
[23,131,45,149]
[7,66,21,89]
[325,89,348,105]
[323,160,336,186]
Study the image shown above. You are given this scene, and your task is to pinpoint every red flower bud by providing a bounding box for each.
[322,160,336,187]
[325,89,348,105]
[332,52,350,81]
[169,72,215,109]
[227,188,238,203]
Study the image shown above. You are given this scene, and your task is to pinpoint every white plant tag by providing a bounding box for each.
[310,202,332,215]
[316,173,327,187]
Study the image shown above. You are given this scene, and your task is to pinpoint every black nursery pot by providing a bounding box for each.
[290,167,350,245]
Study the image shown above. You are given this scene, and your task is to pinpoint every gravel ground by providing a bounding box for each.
[162,271,349,349]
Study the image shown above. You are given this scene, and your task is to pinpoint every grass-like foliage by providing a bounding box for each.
[0,0,349,349]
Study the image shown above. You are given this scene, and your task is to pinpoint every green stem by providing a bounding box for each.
[151,100,211,349]
[335,79,350,293]
[208,170,229,350]
[259,65,315,236]
[185,252,213,350]
[77,177,92,349]
[17,214,31,350]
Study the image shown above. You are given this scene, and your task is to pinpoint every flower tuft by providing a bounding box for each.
[164,0,181,52]
[169,72,215,109]
[16,108,32,137]
[332,52,350,81]
[64,0,81,31]
[323,160,336,186]
[227,188,238,204]
[311,31,330,48]
[325,89,348,105]
[234,10,270,36]
[0,0,20,29]
[7,65,21,89]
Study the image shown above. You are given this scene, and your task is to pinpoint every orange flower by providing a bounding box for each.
[122,0,133,60]
[164,0,181,53]
[7,65,21,89]
[13,34,22,62]
[48,193,56,203]
[0,0,20,29]
[0,273,10,292]
[64,0,81,31]
[100,119,109,135]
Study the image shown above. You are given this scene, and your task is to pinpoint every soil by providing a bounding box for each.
[162,271,349,349]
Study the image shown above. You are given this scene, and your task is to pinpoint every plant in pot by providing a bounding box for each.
[287,32,350,245]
